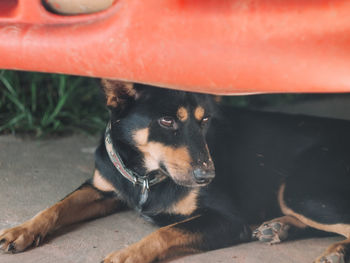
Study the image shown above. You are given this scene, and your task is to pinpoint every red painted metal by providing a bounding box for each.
[0,0,350,94]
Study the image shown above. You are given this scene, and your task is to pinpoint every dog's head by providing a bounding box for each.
[102,79,217,187]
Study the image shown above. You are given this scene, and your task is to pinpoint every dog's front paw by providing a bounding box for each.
[252,221,290,244]
[314,252,345,263]
[102,247,152,263]
[0,225,42,253]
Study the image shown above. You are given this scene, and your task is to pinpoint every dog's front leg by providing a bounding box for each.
[0,178,123,253]
[103,210,251,263]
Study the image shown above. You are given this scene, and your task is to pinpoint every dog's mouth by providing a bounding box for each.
[159,163,214,187]
[173,177,213,188]
[159,163,169,175]
[193,177,212,185]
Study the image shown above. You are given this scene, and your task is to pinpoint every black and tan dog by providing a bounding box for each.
[1,81,350,263]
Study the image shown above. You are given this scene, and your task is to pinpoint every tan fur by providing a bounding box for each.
[177,107,188,122]
[166,189,199,216]
[271,215,307,229]
[133,130,192,183]
[194,106,205,121]
[133,128,149,146]
[103,217,201,263]
[260,215,307,231]
[93,169,116,192]
[278,183,350,238]
[314,238,350,262]
[139,142,192,182]
[101,79,135,108]
[0,186,121,252]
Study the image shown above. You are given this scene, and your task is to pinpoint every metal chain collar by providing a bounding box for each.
[104,121,167,206]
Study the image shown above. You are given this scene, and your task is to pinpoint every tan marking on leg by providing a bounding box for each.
[194,106,205,121]
[54,186,122,227]
[264,215,307,229]
[253,215,307,244]
[103,217,201,263]
[133,128,149,145]
[315,238,350,262]
[0,185,122,252]
[278,183,350,238]
[93,169,116,192]
[325,238,350,255]
[177,106,188,122]
[166,189,199,216]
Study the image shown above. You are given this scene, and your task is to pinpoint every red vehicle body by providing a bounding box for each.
[0,0,350,94]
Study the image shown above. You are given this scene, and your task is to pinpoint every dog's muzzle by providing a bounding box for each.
[193,167,215,184]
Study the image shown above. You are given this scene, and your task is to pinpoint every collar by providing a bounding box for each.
[104,121,167,206]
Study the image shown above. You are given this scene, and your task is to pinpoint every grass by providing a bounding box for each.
[0,70,108,137]
[0,70,329,137]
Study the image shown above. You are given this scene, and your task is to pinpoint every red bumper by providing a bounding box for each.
[1,0,350,94]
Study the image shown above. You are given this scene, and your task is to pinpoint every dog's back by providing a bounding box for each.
[207,106,350,223]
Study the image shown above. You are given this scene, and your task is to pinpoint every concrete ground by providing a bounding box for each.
[1,96,350,263]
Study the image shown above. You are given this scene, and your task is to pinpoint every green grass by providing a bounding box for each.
[0,70,108,137]
[0,70,329,137]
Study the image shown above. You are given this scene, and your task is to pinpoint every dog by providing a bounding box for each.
[1,80,350,263]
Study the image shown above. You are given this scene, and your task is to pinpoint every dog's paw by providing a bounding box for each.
[102,248,146,263]
[314,252,346,263]
[0,225,42,253]
[252,221,290,244]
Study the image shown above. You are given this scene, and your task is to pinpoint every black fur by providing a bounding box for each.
[94,84,350,258]
[3,82,350,262]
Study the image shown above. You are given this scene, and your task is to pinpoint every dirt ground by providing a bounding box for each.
[1,96,349,263]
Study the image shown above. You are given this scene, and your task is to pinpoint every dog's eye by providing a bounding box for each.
[201,116,210,126]
[159,117,177,130]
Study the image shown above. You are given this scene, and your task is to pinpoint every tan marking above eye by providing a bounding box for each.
[194,106,205,121]
[213,95,222,103]
[177,107,188,122]
[133,128,149,146]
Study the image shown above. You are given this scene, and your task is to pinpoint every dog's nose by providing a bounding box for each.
[193,168,215,184]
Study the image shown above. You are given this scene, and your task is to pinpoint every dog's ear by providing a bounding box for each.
[101,79,136,108]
